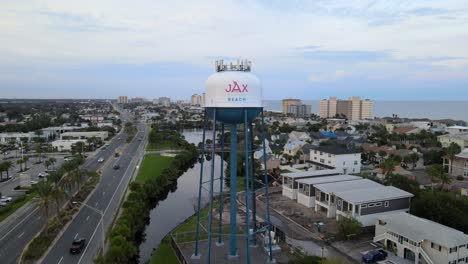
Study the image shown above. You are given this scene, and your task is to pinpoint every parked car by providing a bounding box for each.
[69,238,86,254]
[0,201,7,207]
[38,172,49,178]
[64,157,72,161]
[98,157,105,163]
[362,249,388,263]
[113,164,120,170]
[30,180,38,185]
[0,196,12,203]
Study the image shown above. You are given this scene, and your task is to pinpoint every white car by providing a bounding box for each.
[38,172,49,178]
[64,157,72,161]
[98,158,105,163]
[30,180,38,185]
[0,196,12,203]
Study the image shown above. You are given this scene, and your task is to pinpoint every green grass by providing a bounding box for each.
[136,154,174,183]
[149,242,179,264]
[146,140,176,151]
[280,169,292,173]
[0,192,36,222]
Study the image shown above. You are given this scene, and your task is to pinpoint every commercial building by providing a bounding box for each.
[60,131,108,141]
[282,99,301,114]
[281,169,341,200]
[117,96,128,104]
[309,145,362,174]
[51,139,84,151]
[374,212,468,264]
[438,134,468,149]
[296,175,362,208]
[443,148,468,177]
[0,132,47,143]
[319,96,373,120]
[314,179,413,226]
[156,97,171,107]
[130,97,145,103]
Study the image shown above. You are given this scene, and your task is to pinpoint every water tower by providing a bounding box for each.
[191,60,275,263]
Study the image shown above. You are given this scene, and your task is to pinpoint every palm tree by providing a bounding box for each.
[35,145,43,163]
[71,169,84,191]
[36,181,54,234]
[48,157,57,170]
[0,163,5,181]
[51,185,65,215]
[445,143,461,175]
[16,159,24,172]
[380,158,397,182]
[427,164,451,190]
[2,161,12,179]
[44,160,51,170]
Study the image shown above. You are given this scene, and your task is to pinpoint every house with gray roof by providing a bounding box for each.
[281,169,341,200]
[296,175,362,208]
[374,212,468,264]
[334,186,413,227]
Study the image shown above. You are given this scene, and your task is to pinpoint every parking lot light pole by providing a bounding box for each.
[75,202,105,251]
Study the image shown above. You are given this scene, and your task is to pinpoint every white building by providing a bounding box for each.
[319,96,373,120]
[51,139,84,151]
[374,212,468,264]
[60,131,108,141]
[117,96,128,104]
[309,145,361,174]
[281,169,341,200]
[191,94,203,106]
[296,175,362,208]
[446,126,468,135]
[0,132,47,143]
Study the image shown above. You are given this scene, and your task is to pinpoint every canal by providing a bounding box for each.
[138,129,225,263]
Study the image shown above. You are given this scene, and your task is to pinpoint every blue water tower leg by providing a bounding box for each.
[206,108,217,264]
[249,122,257,247]
[217,124,225,247]
[228,124,238,259]
[244,109,252,264]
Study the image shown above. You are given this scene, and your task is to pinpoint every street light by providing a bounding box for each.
[72,201,105,251]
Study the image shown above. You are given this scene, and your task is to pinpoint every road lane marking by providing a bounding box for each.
[58,256,64,264]
[18,232,25,238]
[86,215,90,221]
[95,202,99,207]
[0,207,39,241]
[74,233,79,239]
[102,191,106,196]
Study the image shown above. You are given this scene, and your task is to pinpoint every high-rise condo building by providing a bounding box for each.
[282,99,301,114]
[117,96,128,104]
[319,96,373,120]
[191,94,203,106]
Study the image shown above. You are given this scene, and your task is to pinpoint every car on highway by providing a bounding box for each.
[362,249,388,263]
[0,196,12,203]
[113,164,120,170]
[69,238,86,254]
[98,157,105,163]
[38,172,49,178]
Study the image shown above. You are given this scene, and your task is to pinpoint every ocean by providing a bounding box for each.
[263,100,468,122]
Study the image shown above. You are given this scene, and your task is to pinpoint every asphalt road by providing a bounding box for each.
[0,130,129,264]
[42,123,148,264]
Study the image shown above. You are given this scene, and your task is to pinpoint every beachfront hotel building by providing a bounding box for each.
[319,96,373,120]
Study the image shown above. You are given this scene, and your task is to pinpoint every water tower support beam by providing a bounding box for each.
[244,109,252,264]
[228,124,238,258]
[249,121,257,247]
[192,109,208,260]
[206,108,217,264]
[217,123,225,247]
[261,109,275,263]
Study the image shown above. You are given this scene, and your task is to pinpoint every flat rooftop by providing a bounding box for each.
[282,169,341,179]
[296,175,362,185]
[335,186,413,203]
[314,179,381,194]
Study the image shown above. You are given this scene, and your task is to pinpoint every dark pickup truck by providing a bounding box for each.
[362,249,388,263]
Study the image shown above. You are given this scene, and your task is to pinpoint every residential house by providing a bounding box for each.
[335,186,413,227]
[438,134,468,149]
[314,179,381,218]
[296,175,362,208]
[393,126,421,135]
[443,149,468,178]
[374,212,468,264]
[282,169,341,200]
[309,145,362,174]
[288,131,311,142]
[283,140,306,157]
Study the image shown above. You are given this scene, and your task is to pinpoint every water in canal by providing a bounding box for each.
[138,129,225,263]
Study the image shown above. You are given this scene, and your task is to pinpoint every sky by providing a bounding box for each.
[1,0,468,100]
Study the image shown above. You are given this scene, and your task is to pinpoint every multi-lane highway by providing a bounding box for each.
[0,126,131,264]
[42,122,147,264]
